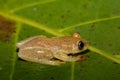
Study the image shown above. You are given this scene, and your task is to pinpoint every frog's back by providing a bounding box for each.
[17,35,79,51]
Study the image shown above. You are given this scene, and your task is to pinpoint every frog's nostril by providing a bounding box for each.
[16,48,19,52]
[78,41,84,50]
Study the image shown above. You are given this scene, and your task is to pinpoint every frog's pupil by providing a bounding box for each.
[78,41,84,50]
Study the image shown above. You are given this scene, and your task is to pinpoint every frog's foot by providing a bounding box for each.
[37,59,66,66]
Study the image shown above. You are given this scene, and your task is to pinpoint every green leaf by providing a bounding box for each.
[0,0,120,80]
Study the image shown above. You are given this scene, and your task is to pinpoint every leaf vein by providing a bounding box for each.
[10,0,57,13]
[59,15,120,32]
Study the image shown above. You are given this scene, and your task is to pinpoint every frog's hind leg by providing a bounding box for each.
[18,48,65,65]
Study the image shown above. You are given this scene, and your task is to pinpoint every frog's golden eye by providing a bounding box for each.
[78,41,84,50]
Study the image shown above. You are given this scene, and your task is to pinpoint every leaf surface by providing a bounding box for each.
[0,0,120,80]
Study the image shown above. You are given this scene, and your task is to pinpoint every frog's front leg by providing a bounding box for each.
[54,52,81,62]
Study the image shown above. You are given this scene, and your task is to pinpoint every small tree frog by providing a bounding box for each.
[17,33,89,65]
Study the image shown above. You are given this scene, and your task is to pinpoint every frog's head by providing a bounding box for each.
[70,33,89,54]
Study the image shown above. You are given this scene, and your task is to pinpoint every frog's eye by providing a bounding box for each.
[78,41,84,50]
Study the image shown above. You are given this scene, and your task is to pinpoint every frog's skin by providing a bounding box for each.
[17,33,89,65]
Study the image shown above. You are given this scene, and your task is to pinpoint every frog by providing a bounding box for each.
[17,33,89,65]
